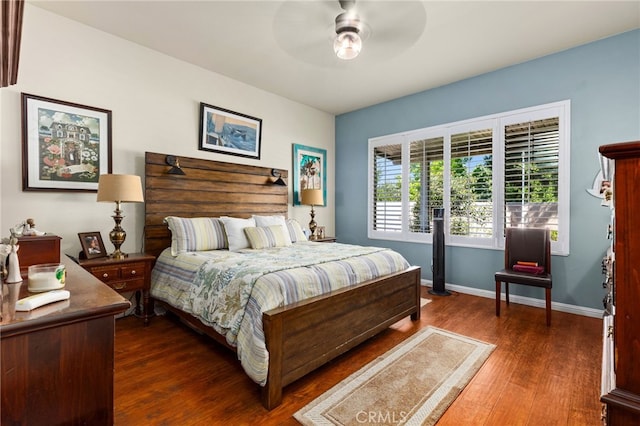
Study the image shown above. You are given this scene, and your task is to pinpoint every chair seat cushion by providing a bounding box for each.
[495,269,552,288]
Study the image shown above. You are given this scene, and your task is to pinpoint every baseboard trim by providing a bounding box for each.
[421,280,603,319]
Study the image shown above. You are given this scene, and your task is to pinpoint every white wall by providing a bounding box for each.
[0,4,335,257]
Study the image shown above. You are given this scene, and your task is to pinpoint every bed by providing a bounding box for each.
[144,151,421,409]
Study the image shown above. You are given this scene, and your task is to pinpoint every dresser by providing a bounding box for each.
[1,256,130,425]
[599,140,640,425]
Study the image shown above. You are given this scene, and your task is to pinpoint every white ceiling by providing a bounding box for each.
[29,1,640,115]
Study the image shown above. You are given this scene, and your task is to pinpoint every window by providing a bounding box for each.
[368,101,570,255]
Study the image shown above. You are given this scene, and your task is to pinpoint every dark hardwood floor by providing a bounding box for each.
[114,288,603,425]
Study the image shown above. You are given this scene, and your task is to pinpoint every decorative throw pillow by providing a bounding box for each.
[244,225,293,249]
[286,218,308,242]
[253,215,285,226]
[164,216,228,256]
[253,215,292,245]
[220,216,256,251]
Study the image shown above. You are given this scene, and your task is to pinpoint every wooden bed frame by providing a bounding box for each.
[144,151,421,409]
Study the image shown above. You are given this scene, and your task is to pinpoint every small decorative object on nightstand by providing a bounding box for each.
[79,253,155,325]
[314,236,336,243]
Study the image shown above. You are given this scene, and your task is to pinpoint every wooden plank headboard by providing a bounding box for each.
[144,151,288,257]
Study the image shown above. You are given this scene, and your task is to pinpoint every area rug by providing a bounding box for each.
[294,326,495,426]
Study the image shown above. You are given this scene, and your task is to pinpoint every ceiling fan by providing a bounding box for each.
[272,0,427,68]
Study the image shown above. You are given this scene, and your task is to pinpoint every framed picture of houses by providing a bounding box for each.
[21,93,112,192]
[293,143,327,206]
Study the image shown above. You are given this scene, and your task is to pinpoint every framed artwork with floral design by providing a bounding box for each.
[21,93,112,192]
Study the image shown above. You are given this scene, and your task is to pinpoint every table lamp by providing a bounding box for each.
[301,188,323,240]
[97,174,144,259]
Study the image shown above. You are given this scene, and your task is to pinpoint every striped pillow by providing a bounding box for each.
[244,225,292,249]
[286,218,308,242]
[164,216,228,256]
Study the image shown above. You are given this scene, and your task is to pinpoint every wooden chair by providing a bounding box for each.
[495,227,552,326]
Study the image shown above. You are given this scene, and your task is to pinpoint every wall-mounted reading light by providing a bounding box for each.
[166,155,185,175]
[271,169,286,186]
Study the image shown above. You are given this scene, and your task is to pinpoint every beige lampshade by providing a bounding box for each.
[97,174,144,203]
[301,189,323,206]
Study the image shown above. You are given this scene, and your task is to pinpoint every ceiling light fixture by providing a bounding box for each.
[334,10,362,60]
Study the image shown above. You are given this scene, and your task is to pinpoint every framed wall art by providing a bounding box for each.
[199,102,262,159]
[78,231,107,259]
[293,143,327,206]
[21,93,112,192]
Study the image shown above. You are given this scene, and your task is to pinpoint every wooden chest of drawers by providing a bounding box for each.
[79,253,155,324]
[17,234,62,276]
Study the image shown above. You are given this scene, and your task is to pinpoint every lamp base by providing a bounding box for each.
[109,250,128,260]
[308,205,317,240]
[109,204,128,260]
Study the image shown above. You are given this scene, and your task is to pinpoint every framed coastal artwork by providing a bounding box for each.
[199,102,262,159]
[21,93,112,192]
[293,143,327,206]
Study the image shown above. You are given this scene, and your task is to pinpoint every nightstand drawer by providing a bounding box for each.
[108,278,144,292]
[121,263,145,279]
[87,262,145,282]
[89,266,121,282]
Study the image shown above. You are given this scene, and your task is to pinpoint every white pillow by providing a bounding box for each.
[164,216,228,256]
[220,216,256,251]
[253,215,292,245]
[253,214,286,227]
[244,225,292,249]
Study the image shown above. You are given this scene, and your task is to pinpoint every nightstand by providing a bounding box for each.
[312,237,336,243]
[79,253,155,325]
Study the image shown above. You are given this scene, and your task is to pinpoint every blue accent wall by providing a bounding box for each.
[335,30,640,309]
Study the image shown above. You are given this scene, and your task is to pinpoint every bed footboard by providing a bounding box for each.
[261,265,421,409]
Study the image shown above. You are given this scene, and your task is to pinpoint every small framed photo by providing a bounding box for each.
[78,232,107,259]
[199,102,262,159]
[21,93,112,192]
[317,226,326,239]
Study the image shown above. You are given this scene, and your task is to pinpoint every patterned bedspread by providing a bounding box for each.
[150,241,410,385]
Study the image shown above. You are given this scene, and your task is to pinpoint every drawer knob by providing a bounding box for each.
[131,270,137,275]
[114,282,127,290]
[102,273,109,279]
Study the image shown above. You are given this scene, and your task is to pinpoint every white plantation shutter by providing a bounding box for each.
[449,129,493,238]
[372,144,402,232]
[504,117,559,238]
[409,136,444,234]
